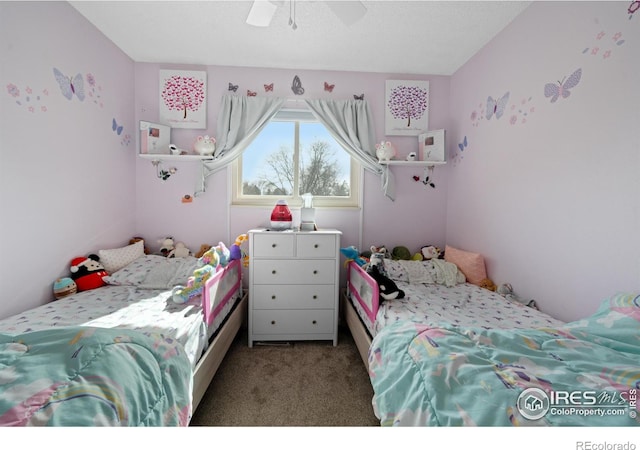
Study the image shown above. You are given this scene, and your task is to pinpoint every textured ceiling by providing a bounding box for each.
[69,0,531,75]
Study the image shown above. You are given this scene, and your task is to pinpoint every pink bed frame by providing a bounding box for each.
[346,260,380,324]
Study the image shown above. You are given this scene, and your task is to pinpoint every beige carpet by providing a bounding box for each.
[190,326,379,426]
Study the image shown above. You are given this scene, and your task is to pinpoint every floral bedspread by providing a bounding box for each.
[0,326,192,426]
[369,293,640,426]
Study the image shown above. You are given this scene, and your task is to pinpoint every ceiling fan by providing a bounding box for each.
[246,1,367,30]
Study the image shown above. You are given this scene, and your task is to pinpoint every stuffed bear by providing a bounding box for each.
[368,265,405,301]
[158,237,175,257]
[70,254,108,291]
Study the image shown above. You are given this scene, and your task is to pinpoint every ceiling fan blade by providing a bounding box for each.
[324,1,366,26]
[246,1,279,27]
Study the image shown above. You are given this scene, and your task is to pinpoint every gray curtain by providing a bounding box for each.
[204,95,286,174]
[304,98,395,201]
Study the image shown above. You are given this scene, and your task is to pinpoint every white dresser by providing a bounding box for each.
[248,228,342,347]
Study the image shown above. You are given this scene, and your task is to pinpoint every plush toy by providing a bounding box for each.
[363,250,388,276]
[368,265,405,301]
[193,135,216,156]
[168,242,191,258]
[229,233,249,268]
[194,244,212,259]
[200,242,230,267]
[421,245,442,260]
[340,246,367,267]
[391,246,412,260]
[53,277,77,299]
[70,254,108,291]
[158,237,175,257]
[375,141,396,162]
[171,264,217,304]
[497,283,537,309]
[479,278,497,292]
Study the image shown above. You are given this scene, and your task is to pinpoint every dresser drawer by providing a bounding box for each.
[252,284,336,309]
[252,309,334,335]
[296,234,337,258]
[253,259,335,285]
[252,233,295,258]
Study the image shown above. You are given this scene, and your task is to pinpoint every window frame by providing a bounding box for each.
[231,109,361,208]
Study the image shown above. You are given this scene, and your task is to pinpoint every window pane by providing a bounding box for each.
[241,121,295,196]
[298,123,350,198]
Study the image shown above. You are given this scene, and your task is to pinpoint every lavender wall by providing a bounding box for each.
[0,2,136,319]
[134,64,450,258]
[447,1,640,321]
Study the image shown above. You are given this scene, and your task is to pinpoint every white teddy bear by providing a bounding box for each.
[375,141,396,162]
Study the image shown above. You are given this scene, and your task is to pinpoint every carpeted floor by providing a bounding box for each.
[190,326,379,426]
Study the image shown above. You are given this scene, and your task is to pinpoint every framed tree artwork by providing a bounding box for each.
[159,70,207,129]
[385,80,429,136]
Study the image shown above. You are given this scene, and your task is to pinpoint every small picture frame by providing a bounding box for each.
[139,121,171,155]
[419,129,445,162]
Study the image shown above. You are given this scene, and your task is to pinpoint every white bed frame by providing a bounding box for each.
[191,258,247,411]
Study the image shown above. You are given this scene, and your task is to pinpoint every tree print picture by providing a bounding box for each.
[159,70,207,129]
[385,80,429,136]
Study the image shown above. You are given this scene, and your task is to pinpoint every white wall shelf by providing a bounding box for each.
[138,154,214,162]
[379,160,446,166]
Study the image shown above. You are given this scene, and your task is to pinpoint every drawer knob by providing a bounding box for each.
[271,320,276,325]
[312,295,317,299]
[313,270,318,274]
[271,295,276,300]
[272,270,276,274]
[312,320,317,325]
[271,243,276,248]
[314,244,319,248]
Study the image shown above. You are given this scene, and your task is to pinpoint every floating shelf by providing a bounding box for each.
[138,154,214,162]
[379,160,446,166]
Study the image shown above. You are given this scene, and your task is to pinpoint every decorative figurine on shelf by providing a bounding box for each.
[406,152,417,161]
[193,135,216,156]
[375,141,396,162]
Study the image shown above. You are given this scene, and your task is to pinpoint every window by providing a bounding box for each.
[232,109,360,207]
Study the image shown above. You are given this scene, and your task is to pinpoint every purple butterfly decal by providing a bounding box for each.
[112,118,123,135]
[458,136,468,152]
[53,68,85,101]
[544,68,582,103]
[486,92,509,120]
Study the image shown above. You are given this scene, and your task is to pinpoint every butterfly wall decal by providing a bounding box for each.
[53,68,85,101]
[353,94,364,100]
[228,83,239,92]
[486,92,509,120]
[291,75,305,95]
[324,82,335,93]
[544,68,582,103]
[112,118,123,135]
[247,90,257,97]
[458,136,468,152]
[264,83,274,92]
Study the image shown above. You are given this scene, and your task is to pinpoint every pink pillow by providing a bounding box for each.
[444,245,487,285]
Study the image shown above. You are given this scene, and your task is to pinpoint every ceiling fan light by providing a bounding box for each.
[246,1,279,27]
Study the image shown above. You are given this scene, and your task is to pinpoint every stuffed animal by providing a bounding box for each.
[69,254,108,291]
[391,246,412,260]
[193,135,216,156]
[168,242,191,258]
[171,264,217,304]
[497,283,537,309]
[421,245,442,260]
[158,237,175,257]
[200,242,230,267]
[375,141,396,162]
[368,265,405,301]
[340,246,367,267]
[229,233,249,268]
[194,244,212,259]
[53,277,77,299]
[479,278,497,292]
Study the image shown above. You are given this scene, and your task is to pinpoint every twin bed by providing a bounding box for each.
[0,252,245,426]
[343,257,640,426]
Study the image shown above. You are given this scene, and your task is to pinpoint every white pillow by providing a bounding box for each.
[98,240,145,273]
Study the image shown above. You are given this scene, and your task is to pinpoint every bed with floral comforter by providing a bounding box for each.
[0,326,192,426]
[369,292,640,426]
